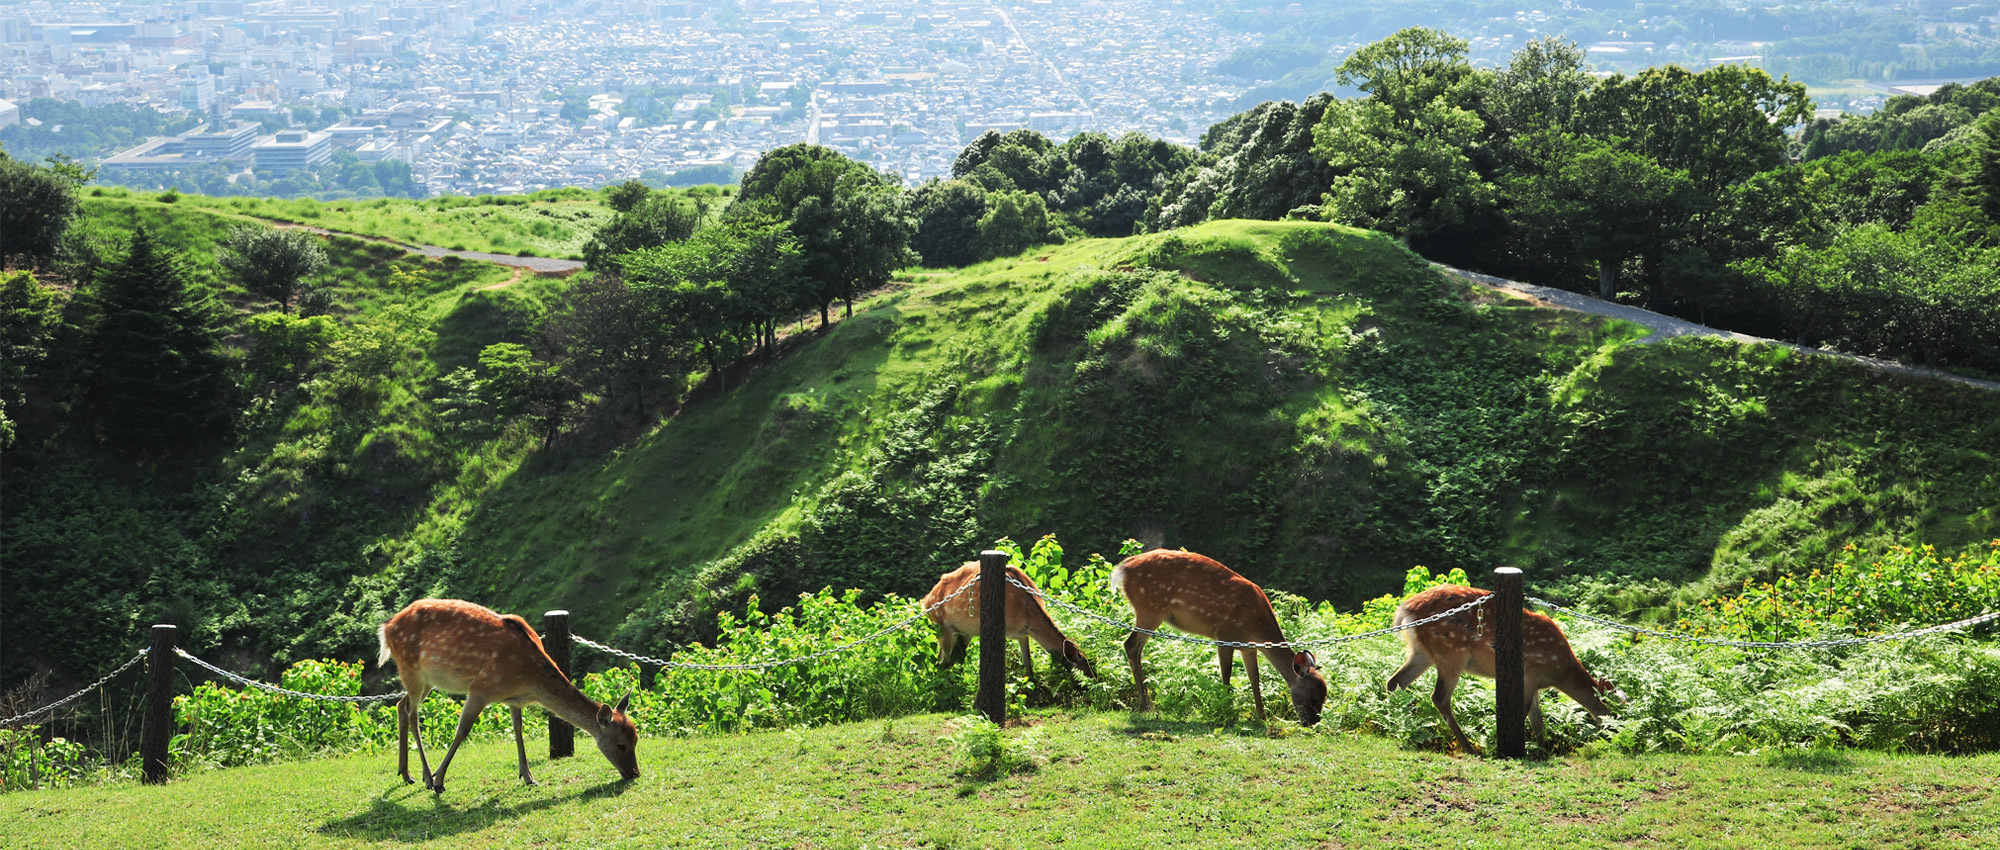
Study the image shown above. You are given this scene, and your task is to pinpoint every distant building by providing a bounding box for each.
[181,71,217,112]
[253,130,334,170]
[103,122,259,170]
[230,100,284,123]
[0,98,18,128]
[181,122,258,159]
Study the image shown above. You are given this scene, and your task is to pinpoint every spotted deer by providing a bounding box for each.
[1386,584,1615,753]
[1110,549,1327,725]
[378,599,639,792]
[922,561,1096,682]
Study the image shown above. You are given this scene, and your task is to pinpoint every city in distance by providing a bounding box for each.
[2,0,1995,197]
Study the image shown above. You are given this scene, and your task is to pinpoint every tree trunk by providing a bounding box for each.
[820,302,830,327]
[1597,258,1617,301]
[706,345,725,394]
[843,298,852,319]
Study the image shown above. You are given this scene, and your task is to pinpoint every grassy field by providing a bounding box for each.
[4,711,1995,848]
[81,185,646,259]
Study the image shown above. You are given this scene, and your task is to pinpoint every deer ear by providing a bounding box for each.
[1292,650,1316,676]
[614,692,632,714]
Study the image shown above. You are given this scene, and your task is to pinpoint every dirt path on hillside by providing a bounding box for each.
[1439,264,2000,392]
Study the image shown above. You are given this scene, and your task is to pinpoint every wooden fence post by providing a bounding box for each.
[141,624,176,784]
[544,610,574,759]
[973,549,1009,725]
[1492,567,1527,760]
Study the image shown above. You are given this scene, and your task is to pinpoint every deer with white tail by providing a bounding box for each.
[378,599,639,792]
[1387,584,1617,753]
[1111,549,1327,725]
[923,561,1097,683]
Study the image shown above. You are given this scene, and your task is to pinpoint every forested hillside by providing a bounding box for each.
[6,30,2000,745]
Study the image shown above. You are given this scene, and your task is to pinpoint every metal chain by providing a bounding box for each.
[0,650,150,729]
[1528,597,2000,649]
[573,571,987,672]
[1006,574,1492,649]
[174,648,406,704]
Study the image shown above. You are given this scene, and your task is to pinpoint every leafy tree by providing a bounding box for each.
[730,144,912,325]
[581,193,702,272]
[1159,95,1335,229]
[0,271,64,448]
[908,179,990,267]
[1505,133,1696,299]
[242,311,338,385]
[437,342,578,446]
[0,155,82,270]
[79,229,231,453]
[1312,28,1498,239]
[1978,113,2000,226]
[217,226,329,314]
[1487,36,1596,139]
[977,191,1054,259]
[604,179,652,213]
[1578,65,1811,195]
[543,273,684,417]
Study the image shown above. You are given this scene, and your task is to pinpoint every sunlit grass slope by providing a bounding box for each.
[83,184,652,259]
[4,712,1995,849]
[441,219,1999,649]
[32,199,1996,674]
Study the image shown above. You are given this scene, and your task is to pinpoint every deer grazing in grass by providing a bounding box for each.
[1110,550,1327,725]
[1386,584,1616,753]
[378,599,639,792]
[922,561,1096,682]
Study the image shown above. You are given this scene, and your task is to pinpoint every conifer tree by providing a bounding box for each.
[81,228,230,453]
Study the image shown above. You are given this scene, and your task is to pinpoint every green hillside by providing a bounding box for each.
[8,203,1999,686]
[445,218,2000,649]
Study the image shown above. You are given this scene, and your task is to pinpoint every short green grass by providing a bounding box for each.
[83,185,631,259]
[5,712,1995,848]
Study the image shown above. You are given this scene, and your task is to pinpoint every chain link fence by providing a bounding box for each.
[1,650,150,729]
[171,648,406,704]
[572,571,986,671]
[1003,574,1492,649]
[1528,596,2000,649]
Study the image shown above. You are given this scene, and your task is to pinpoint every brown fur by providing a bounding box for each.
[1110,550,1326,725]
[378,599,639,791]
[921,562,1095,680]
[1386,584,1614,753]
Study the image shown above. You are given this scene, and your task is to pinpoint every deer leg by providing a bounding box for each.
[1386,640,1433,692]
[935,626,956,668]
[1430,665,1476,754]
[1527,686,1546,745]
[428,695,488,793]
[396,693,415,784]
[1124,630,1153,711]
[511,706,537,786]
[407,689,438,787]
[1243,648,1266,722]
[1216,645,1233,688]
[1019,637,1035,686]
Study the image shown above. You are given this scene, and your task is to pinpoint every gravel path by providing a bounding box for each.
[1439,264,2000,393]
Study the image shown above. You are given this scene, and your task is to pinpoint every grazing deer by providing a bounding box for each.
[1386,584,1615,753]
[1110,550,1327,725]
[378,599,639,792]
[922,561,1096,682]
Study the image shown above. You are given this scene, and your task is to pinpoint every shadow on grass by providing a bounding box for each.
[1762,747,1857,774]
[1113,713,1297,740]
[315,778,632,842]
